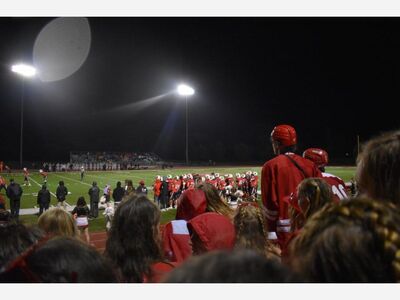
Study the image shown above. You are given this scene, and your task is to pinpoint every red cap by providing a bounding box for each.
[270,124,297,147]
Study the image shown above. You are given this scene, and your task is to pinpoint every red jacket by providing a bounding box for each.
[187,212,235,253]
[322,172,348,203]
[261,153,321,246]
[162,189,207,263]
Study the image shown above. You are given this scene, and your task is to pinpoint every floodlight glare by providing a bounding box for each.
[177,84,195,96]
[11,64,37,77]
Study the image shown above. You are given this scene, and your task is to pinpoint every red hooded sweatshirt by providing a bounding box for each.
[187,212,235,253]
[162,189,207,263]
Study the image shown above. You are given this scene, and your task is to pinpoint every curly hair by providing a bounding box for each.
[233,202,279,258]
[104,194,162,282]
[288,197,400,282]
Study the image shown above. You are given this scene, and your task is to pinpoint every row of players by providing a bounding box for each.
[152,171,260,207]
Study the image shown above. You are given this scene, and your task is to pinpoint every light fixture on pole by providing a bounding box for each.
[11,63,37,168]
[177,84,195,165]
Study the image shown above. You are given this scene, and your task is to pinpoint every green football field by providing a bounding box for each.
[0,166,356,231]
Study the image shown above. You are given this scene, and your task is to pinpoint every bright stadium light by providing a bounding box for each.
[177,84,195,165]
[11,64,37,77]
[11,63,37,168]
[177,84,195,96]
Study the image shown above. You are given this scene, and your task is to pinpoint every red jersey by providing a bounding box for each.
[173,179,181,193]
[218,179,226,190]
[322,172,348,203]
[261,152,322,245]
[250,176,258,188]
[237,177,246,189]
[153,180,161,197]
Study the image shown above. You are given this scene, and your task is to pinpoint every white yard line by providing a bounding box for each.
[54,173,92,186]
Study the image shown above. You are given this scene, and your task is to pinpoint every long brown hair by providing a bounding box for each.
[356,130,400,205]
[38,208,78,238]
[288,197,400,282]
[197,183,234,218]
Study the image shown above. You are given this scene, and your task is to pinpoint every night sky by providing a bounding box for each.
[0,17,399,164]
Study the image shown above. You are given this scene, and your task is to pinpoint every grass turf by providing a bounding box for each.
[1,166,356,232]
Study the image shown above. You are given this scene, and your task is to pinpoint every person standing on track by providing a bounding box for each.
[88,181,100,219]
[56,181,68,210]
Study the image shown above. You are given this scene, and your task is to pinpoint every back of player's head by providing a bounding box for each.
[270,124,297,147]
[164,249,295,283]
[59,181,64,186]
[92,181,97,186]
[288,197,400,282]
[303,148,329,171]
[116,181,121,187]
[356,130,400,205]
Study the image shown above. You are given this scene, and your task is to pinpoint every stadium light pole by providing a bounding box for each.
[177,84,195,165]
[11,64,37,169]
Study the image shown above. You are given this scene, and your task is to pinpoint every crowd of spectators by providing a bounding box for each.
[2,126,400,283]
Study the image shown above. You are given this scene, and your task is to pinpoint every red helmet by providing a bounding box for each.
[303,148,328,169]
[270,124,297,147]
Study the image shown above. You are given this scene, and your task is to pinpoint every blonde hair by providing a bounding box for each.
[38,208,78,238]
[234,202,280,259]
[291,178,333,232]
[197,183,234,218]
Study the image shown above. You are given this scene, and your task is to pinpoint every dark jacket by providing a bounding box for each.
[6,183,23,200]
[160,181,169,198]
[56,185,68,201]
[112,186,125,202]
[72,206,90,217]
[88,186,100,203]
[37,189,51,205]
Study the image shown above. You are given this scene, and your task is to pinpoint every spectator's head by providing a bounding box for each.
[38,208,78,238]
[289,178,333,232]
[76,196,86,207]
[270,124,297,155]
[0,237,115,282]
[356,130,400,205]
[0,222,43,270]
[105,194,162,282]
[288,197,400,282]
[164,249,294,283]
[197,183,233,218]
[175,189,207,221]
[187,212,235,255]
[233,202,278,258]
